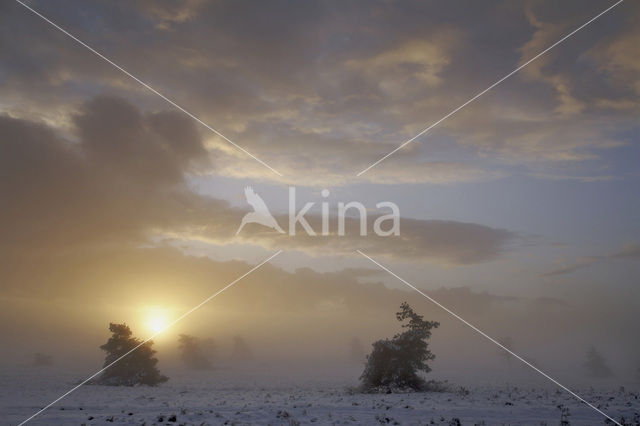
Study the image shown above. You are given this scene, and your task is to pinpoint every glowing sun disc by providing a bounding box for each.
[145,308,170,334]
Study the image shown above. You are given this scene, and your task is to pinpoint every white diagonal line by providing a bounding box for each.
[13,0,283,177]
[356,249,621,426]
[356,0,623,176]
[18,250,283,425]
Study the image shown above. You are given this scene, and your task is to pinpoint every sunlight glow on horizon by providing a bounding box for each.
[144,306,171,335]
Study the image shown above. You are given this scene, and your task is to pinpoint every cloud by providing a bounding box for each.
[196,215,517,265]
[344,31,459,94]
[518,5,584,116]
[542,243,640,276]
[2,0,637,185]
[541,256,603,277]
[611,243,640,260]
[589,24,640,97]
[0,96,218,253]
[75,96,210,184]
[526,173,614,183]
[0,96,517,265]
[134,0,207,30]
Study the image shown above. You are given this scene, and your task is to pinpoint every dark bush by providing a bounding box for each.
[360,302,439,391]
[178,334,213,370]
[96,323,168,386]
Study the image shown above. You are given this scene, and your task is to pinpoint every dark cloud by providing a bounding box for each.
[196,213,517,265]
[0,97,516,264]
[0,96,216,252]
[75,96,208,185]
[2,0,637,184]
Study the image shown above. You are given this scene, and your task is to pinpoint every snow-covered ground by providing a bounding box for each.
[3,366,639,425]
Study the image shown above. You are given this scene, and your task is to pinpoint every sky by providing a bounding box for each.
[1,0,639,387]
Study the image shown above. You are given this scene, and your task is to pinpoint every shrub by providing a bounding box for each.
[360,302,439,391]
[584,345,613,378]
[178,334,213,370]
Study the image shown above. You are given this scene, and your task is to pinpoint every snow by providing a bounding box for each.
[3,366,639,425]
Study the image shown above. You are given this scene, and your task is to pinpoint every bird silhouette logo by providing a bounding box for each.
[235,186,285,235]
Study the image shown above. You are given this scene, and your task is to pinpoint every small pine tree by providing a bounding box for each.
[360,302,439,391]
[97,323,168,386]
[584,345,613,378]
[178,334,212,370]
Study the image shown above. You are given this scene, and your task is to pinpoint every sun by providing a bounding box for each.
[145,307,170,334]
